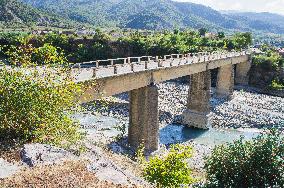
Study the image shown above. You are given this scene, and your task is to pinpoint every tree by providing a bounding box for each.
[217,31,225,39]
[199,28,207,36]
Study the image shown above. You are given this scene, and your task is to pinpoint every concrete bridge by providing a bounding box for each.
[72,50,252,151]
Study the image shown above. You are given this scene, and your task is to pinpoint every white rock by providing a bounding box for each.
[0,158,20,179]
[20,143,77,167]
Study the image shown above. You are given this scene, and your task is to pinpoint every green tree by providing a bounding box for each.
[205,130,284,188]
[217,31,225,39]
[199,28,207,36]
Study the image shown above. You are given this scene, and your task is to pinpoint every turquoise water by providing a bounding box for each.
[74,113,262,147]
[160,124,260,147]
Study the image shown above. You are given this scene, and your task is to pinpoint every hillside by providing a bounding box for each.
[19,0,232,30]
[19,0,284,34]
[0,0,78,29]
[224,11,284,34]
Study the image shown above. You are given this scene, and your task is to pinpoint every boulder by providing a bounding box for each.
[20,143,77,167]
[85,145,149,186]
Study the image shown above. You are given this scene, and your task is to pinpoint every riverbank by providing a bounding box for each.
[81,81,283,175]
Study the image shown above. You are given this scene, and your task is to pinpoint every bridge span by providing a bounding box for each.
[72,50,252,151]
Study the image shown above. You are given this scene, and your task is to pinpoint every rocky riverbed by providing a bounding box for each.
[82,81,283,174]
[1,81,283,185]
[85,81,284,130]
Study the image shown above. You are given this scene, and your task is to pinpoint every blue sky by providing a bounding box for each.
[174,0,284,15]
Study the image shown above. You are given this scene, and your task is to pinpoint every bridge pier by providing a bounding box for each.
[128,84,159,152]
[216,64,234,99]
[235,59,251,85]
[182,70,211,129]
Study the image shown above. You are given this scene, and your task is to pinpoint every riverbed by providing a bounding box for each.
[77,81,283,172]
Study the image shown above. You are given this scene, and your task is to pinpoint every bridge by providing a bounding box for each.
[71,50,252,151]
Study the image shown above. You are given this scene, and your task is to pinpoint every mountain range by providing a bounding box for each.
[0,0,81,28]
[2,0,284,34]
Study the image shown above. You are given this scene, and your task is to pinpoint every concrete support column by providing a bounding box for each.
[216,64,234,99]
[235,58,251,85]
[182,70,211,129]
[128,84,159,152]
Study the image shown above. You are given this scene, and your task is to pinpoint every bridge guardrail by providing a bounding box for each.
[72,50,250,79]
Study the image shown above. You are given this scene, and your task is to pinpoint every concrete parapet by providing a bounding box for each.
[182,71,211,129]
[128,84,159,152]
[216,64,234,99]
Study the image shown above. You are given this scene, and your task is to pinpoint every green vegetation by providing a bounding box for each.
[0,66,84,148]
[204,130,284,187]
[0,40,84,149]
[251,45,284,89]
[138,144,195,187]
[0,30,252,64]
[253,45,283,71]
[270,79,284,90]
[0,0,79,29]
[2,43,67,66]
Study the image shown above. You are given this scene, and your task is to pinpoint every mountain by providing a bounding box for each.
[223,12,284,34]
[0,0,78,28]
[20,0,234,30]
[19,0,284,34]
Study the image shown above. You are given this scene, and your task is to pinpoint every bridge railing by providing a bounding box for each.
[72,50,250,79]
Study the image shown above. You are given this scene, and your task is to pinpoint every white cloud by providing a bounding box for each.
[174,0,284,15]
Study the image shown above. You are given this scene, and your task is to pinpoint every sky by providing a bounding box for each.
[174,0,284,15]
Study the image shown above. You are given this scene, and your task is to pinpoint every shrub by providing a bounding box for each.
[139,144,195,187]
[2,43,67,66]
[32,43,67,65]
[205,130,284,188]
[270,79,284,90]
[0,66,84,149]
[43,33,69,49]
[253,53,281,71]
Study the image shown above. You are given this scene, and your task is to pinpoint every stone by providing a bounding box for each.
[0,158,20,179]
[182,110,212,129]
[20,143,77,167]
[235,58,252,85]
[216,64,234,99]
[128,84,159,152]
[182,71,212,129]
[87,158,128,184]
[85,146,149,186]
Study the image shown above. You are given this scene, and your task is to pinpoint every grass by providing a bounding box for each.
[0,160,145,188]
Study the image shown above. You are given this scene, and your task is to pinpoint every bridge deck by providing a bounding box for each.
[73,51,250,103]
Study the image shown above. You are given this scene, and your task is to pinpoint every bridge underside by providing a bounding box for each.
[77,54,251,152]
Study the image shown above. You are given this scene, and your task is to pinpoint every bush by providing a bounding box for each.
[205,130,284,188]
[32,43,67,65]
[139,144,195,187]
[270,79,284,90]
[0,66,84,148]
[2,43,67,66]
[253,53,281,71]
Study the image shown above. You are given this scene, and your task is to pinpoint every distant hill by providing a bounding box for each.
[0,0,79,29]
[223,12,284,34]
[18,0,284,34]
[19,0,236,30]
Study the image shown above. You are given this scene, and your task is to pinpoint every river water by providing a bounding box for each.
[159,124,260,147]
[75,113,262,148]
